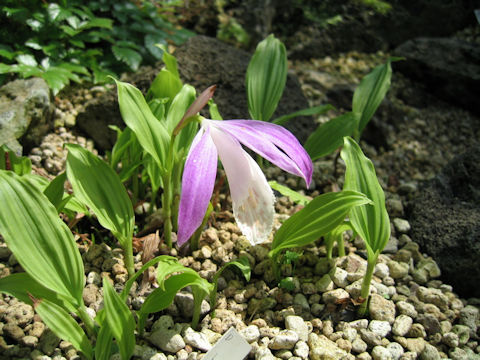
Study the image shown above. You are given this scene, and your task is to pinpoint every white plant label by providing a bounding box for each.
[203,327,252,360]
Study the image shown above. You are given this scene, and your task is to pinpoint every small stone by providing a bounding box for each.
[442,332,459,348]
[393,218,411,233]
[371,346,391,360]
[269,330,298,350]
[369,320,392,337]
[315,274,334,292]
[419,343,441,360]
[359,329,382,347]
[369,293,396,324]
[396,301,417,318]
[322,288,349,304]
[416,287,449,311]
[21,335,38,347]
[240,325,261,343]
[387,342,404,360]
[293,340,309,359]
[393,315,413,336]
[82,284,98,306]
[417,313,442,335]
[175,292,210,318]
[387,260,409,279]
[405,337,426,353]
[329,267,349,287]
[39,328,61,355]
[448,347,469,360]
[183,327,212,352]
[3,323,25,341]
[375,263,390,279]
[308,333,347,360]
[3,302,34,326]
[149,329,185,353]
[150,354,168,360]
[29,321,46,338]
[293,294,309,311]
[86,271,102,285]
[352,337,368,353]
[285,315,309,342]
[451,324,470,345]
[459,305,479,336]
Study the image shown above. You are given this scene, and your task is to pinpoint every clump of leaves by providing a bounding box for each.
[0,0,194,94]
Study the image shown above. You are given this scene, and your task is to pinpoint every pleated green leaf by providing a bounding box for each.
[114,79,170,171]
[65,144,134,248]
[35,299,92,360]
[304,112,357,160]
[95,323,114,360]
[102,278,135,360]
[0,170,84,307]
[0,273,76,313]
[269,190,372,258]
[352,57,400,134]
[246,34,287,121]
[147,68,182,104]
[340,137,390,255]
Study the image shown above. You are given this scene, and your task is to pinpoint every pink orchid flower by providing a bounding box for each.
[177,117,313,246]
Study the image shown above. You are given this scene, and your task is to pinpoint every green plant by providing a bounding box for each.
[0,0,194,93]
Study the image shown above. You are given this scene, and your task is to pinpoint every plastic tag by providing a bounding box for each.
[203,327,252,360]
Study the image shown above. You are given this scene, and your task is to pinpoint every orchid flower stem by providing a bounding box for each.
[358,254,377,316]
[162,138,176,248]
[337,235,345,257]
[124,238,135,277]
[77,304,96,339]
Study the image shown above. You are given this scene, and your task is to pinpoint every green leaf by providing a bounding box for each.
[352,57,401,135]
[3,147,32,175]
[95,324,114,360]
[43,172,67,211]
[273,104,334,126]
[210,256,251,308]
[159,44,179,78]
[16,54,37,66]
[137,272,212,331]
[0,171,84,306]
[114,79,170,172]
[166,84,196,134]
[0,273,76,313]
[147,69,182,106]
[269,190,372,259]
[340,137,390,256]
[102,278,135,360]
[304,112,357,160]
[156,256,198,290]
[35,299,92,359]
[246,34,287,121]
[268,180,310,206]
[65,144,134,249]
[112,45,142,71]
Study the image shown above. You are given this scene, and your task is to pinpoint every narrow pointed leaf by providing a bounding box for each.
[246,34,287,121]
[43,172,67,211]
[66,144,134,248]
[304,112,357,160]
[269,190,372,258]
[165,84,196,134]
[95,323,114,360]
[147,68,182,103]
[35,299,92,360]
[114,79,169,171]
[340,137,390,254]
[102,278,135,360]
[352,57,401,134]
[0,170,84,306]
[268,180,310,206]
[273,104,334,126]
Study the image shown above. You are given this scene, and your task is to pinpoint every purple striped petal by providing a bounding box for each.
[208,119,313,186]
[177,126,218,246]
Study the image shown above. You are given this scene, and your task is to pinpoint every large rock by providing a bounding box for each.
[393,37,480,115]
[409,144,480,298]
[75,35,312,151]
[0,77,54,154]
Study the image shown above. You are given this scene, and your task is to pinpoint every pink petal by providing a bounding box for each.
[177,126,218,246]
[209,119,313,186]
[209,125,275,245]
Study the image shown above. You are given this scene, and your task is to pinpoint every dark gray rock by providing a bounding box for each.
[0,77,54,154]
[409,144,480,298]
[393,37,480,115]
[75,35,313,151]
